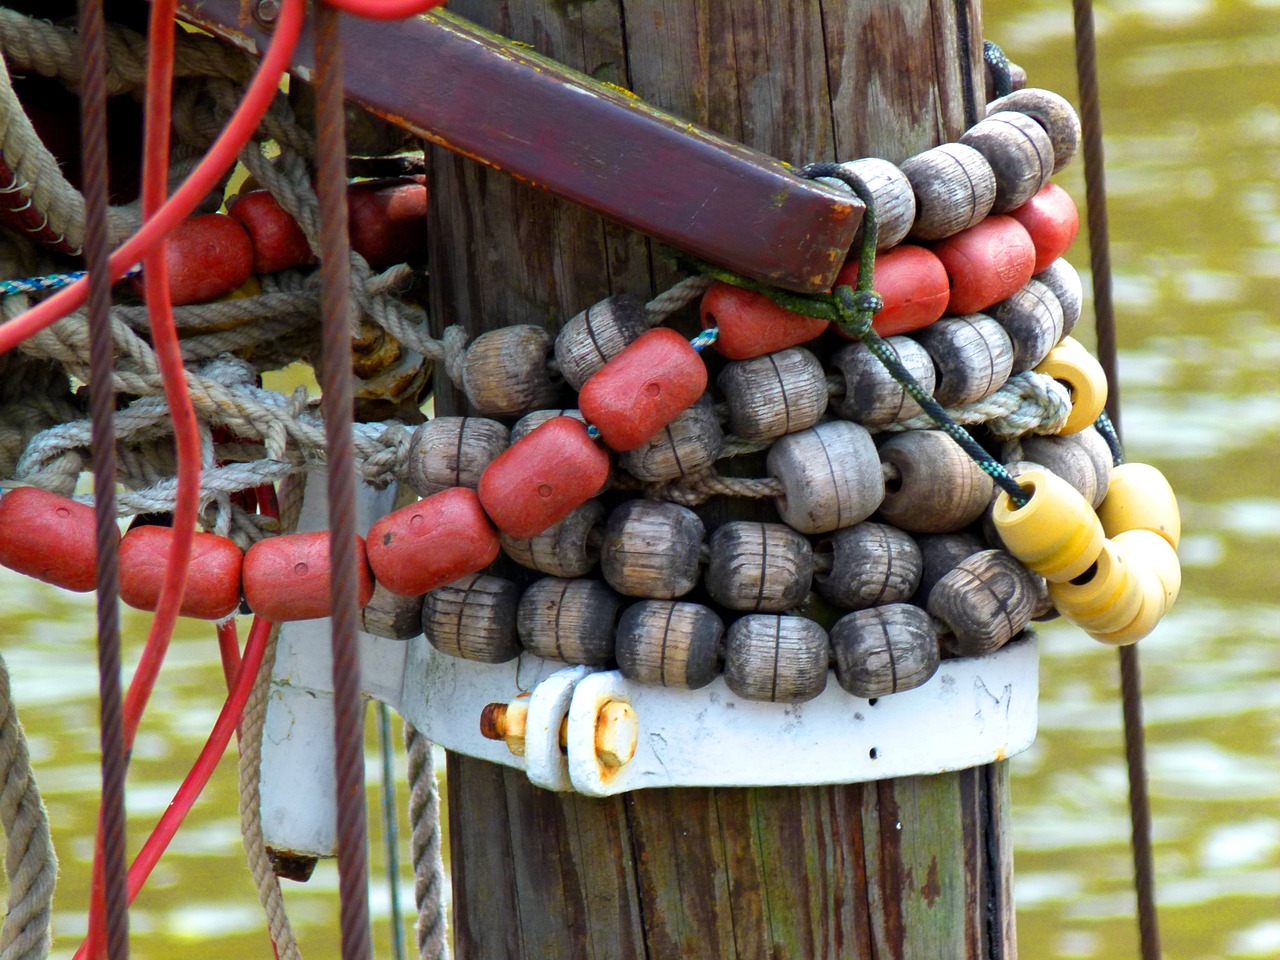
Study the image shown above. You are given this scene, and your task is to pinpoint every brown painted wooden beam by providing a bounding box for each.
[173,1,861,293]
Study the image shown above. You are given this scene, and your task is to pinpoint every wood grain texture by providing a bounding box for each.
[723,614,830,703]
[913,314,1016,407]
[431,1,1011,956]
[718,347,829,441]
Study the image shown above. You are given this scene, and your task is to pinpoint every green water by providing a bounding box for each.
[1,0,1277,956]
[986,0,1280,957]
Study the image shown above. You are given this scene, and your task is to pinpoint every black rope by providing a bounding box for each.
[1094,411,1123,467]
[984,40,1014,100]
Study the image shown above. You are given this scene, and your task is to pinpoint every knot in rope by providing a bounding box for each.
[832,284,880,340]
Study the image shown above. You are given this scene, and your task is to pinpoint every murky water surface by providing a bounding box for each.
[990,1,1280,957]
[0,1,1275,957]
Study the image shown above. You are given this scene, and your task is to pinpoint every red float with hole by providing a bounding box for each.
[931,215,1036,315]
[1007,183,1080,273]
[699,283,829,360]
[0,487,104,592]
[578,327,708,451]
[242,531,375,622]
[119,526,245,620]
[366,486,500,597]
[836,244,951,337]
[477,416,610,539]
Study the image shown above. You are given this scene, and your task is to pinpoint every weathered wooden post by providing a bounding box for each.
[426,1,1015,956]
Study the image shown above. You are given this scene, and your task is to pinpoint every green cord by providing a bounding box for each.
[1094,410,1124,467]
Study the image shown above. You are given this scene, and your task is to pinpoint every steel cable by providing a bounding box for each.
[76,0,129,955]
[313,6,373,960]
[1071,2,1162,958]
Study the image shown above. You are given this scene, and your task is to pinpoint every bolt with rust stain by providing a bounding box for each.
[479,699,528,757]
[254,0,281,26]
[594,700,638,770]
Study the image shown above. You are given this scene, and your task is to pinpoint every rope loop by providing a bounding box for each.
[832,284,878,340]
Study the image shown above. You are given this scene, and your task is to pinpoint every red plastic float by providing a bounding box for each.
[242,531,375,622]
[836,244,950,337]
[0,487,103,592]
[699,283,829,360]
[133,212,255,306]
[1007,183,1080,273]
[119,526,244,620]
[477,416,610,539]
[578,327,708,450]
[347,176,429,268]
[227,189,316,274]
[366,487,500,597]
[931,215,1036,315]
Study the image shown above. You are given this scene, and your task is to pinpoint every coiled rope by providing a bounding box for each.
[0,652,56,960]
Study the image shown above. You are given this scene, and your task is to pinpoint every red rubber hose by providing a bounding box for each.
[217,618,242,690]
[323,0,445,20]
[73,614,274,960]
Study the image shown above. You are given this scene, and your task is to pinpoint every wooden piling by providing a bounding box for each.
[427,1,1017,956]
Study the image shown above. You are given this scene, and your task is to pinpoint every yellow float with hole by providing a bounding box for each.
[1088,562,1169,646]
[1113,528,1181,611]
[1047,539,1145,634]
[991,467,1104,582]
[1033,335,1108,435]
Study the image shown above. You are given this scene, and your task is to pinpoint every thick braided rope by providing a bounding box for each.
[0,11,253,98]
[0,652,56,960]
[648,468,784,508]
[14,400,412,498]
[0,46,102,252]
[882,370,1070,439]
[8,310,415,487]
[644,274,714,325]
[237,475,306,960]
[404,723,449,960]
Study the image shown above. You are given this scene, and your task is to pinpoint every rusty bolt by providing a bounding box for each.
[479,699,528,757]
[254,0,281,26]
[594,700,638,770]
[479,702,508,740]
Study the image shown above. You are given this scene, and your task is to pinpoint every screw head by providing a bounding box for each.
[594,701,638,769]
[254,0,281,26]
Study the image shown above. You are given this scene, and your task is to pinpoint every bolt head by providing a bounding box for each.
[254,0,281,25]
[594,701,638,769]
